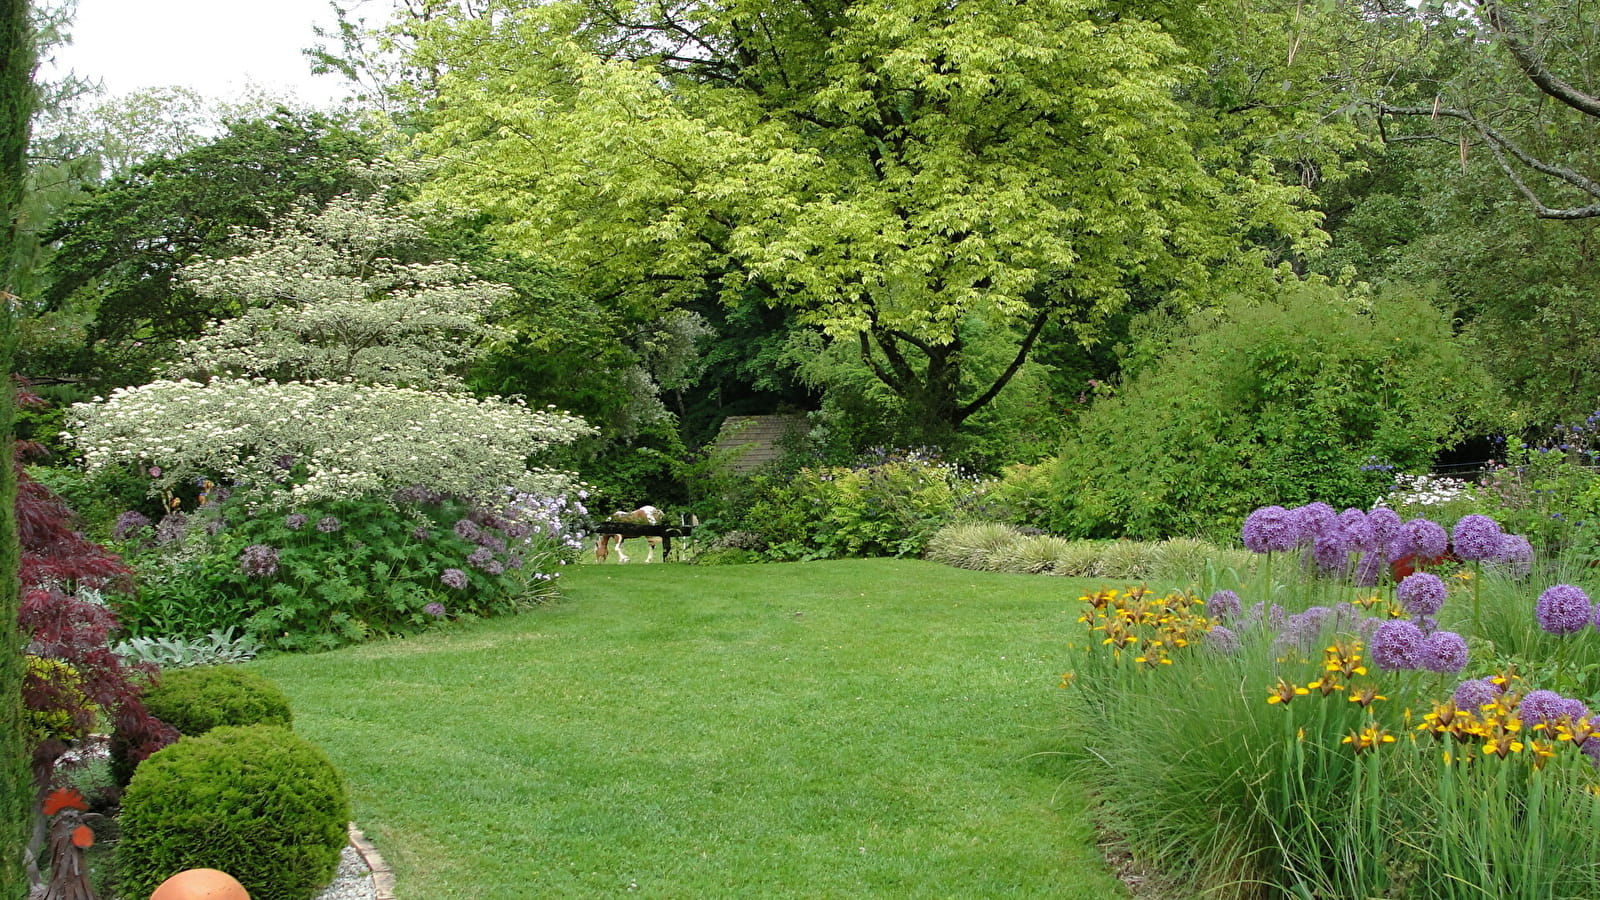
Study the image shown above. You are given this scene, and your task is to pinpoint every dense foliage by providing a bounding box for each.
[136,666,292,738]
[112,485,587,650]
[115,724,349,900]
[1044,283,1496,539]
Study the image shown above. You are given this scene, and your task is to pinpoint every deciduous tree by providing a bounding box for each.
[412,0,1327,440]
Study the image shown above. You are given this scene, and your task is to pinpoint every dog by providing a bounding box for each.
[595,506,663,563]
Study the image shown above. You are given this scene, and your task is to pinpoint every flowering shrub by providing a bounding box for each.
[113,484,588,650]
[67,378,594,507]
[1062,502,1600,899]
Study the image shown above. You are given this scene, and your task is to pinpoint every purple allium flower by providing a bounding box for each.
[1564,698,1592,722]
[1311,530,1354,574]
[238,543,280,578]
[1416,630,1469,674]
[476,535,507,554]
[1290,503,1337,545]
[316,516,342,533]
[154,513,187,545]
[423,602,447,617]
[1243,602,1286,630]
[394,485,445,505]
[505,553,523,570]
[1358,616,1385,642]
[1205,625,1241,655]
[1365,507,1402,553]
[1392,518,1448,561]
[1453,677,1503,711]
[1492,533,1534,578]
[1242,506,1298,553]
[1451,514,1504,562]
[284,513,309,531]
[1397,572,1448,617]
[1413,615,1439,635]
[1520,689,1570,728]
[440,568,468,589]
[504,521,531,539]
[1206,590,1242,620]
[1337,507,1370,545]
[1537,584,1593,635]
[1370,619,1426,670]
[113,511,151,540]
[453,519,482,542]
[466,546,503,574]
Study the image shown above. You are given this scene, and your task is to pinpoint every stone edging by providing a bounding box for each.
[347,824,397,900]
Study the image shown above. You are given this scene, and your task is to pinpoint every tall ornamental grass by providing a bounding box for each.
[1064,503,1600,899]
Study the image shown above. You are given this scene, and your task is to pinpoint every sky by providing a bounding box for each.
[44,0,394,108]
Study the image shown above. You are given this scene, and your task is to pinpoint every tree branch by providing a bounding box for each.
[955,306,1053,425]
[1475,0,1600,120]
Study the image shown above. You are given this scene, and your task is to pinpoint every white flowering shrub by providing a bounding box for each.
[67,378,596,505]
[171,189,514,388]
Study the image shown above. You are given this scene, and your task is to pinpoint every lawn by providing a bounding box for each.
[248,559,1131,899]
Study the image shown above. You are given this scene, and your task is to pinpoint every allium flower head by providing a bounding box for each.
[1312,529,1354,574]
[154,513,188,545]
[1205,625,1241,655]
[411,526,431,541]
[284,513,309,531]
[1536,584,1593,635]
[1396,572,1448,617]
[423,602,447,617]
[1290,503,1337,545]
[1370,619,1426,670]
[1364,507,1403,553]
[316,516,342,533]
[1493,533,1533,576]
[1520,689,1570,728]
[1451,514,1504,562]
[1392,518,1448,561]
[113,511,151,540]
[1453,677,1503,711]
[1416,630,1469,674]
[440,568,468,589]
[1205,590,1241,621]
[1242,506,1298,553]
[238,543,280,578]
[454,519,482,542]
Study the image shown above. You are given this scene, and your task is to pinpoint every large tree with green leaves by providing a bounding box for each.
[0,0,31,894]
[411,0,1328,441]
[37,110,378,388]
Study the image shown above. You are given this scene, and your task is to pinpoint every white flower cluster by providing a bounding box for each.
[66,378,596,505]
[173,187,514,387]
[1376,472,1480,509]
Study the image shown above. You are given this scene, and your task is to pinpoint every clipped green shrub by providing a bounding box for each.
[112,665,292,786]
[140,666,293,736]
[115,725,349,900]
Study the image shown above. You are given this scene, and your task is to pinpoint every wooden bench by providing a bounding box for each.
[591,521,696,562]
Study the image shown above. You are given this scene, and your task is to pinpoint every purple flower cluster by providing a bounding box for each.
[154,512,188,545]
[411,526,431,542]
[440,568,468,590]
[113,510,151,540]
[453,519,481,542]
[1242,506,1298,553]
[1415,631,1468,674]
[1519,690,1571,728]
[1453,677,1503,711]
[1396,572,1447,617]
[1392,518,1448,562]
[1205,625,1241,655]
[238,543,281,578]
[466,546,503,575]
[1490,533,1533,578]
[1450,514,1503,562]
[284,513,309,531]
[1206,590,1241,621]
[316,516,342,533]
[1535,584,1593,635]
[1370,619,1426,670]
[423,602,447,617]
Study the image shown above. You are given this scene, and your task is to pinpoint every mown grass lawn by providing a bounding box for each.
[249,558,1131,899]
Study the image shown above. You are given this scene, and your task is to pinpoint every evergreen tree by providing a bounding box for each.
[0,0,33,893]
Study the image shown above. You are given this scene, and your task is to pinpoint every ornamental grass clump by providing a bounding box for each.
[1063,501,1600,899]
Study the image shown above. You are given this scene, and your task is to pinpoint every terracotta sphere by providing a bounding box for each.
[149,868,251,900]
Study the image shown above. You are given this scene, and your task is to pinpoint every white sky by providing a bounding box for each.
[44,0,395,108]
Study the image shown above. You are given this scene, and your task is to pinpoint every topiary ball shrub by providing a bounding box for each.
[140,665,293,736]
[115,725,349,900]
[111,665,293,785]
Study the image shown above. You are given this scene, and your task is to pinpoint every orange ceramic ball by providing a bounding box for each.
[148,868,251,900]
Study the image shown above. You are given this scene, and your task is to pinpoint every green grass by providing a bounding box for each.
[248,559,1131,899]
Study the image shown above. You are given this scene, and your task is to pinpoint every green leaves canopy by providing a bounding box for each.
[414,0,1321,433]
